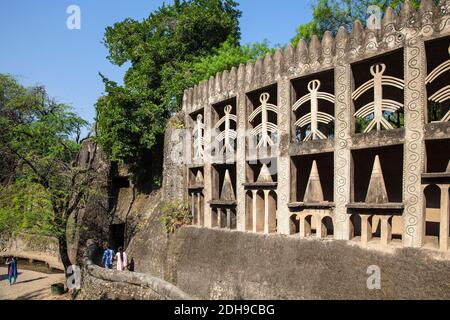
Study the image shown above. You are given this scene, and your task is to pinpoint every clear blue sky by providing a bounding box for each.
[0,1,313,132]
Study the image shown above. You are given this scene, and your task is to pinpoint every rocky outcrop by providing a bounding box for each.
[0,233,63,270]
[67,139,112,265]
[79,240,191,300]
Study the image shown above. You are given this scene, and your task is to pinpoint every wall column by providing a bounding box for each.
[191,192,196,225]
[263,190,270,234]
[197,193,202,227]
[317,215,327,239]
[236,92,247,231]
[226,208,232,229]
[440,185,450,251]
[217,208,222,229]
[277,78,291,235]
[334,28,353,240]
[252,190,258,233]
[299,214,311,238]
[360,214,373,245]
[380,216,392,248]
[403,36,427,248]
[203,97,213,228]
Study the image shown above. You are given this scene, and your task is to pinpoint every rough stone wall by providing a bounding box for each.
[124,190,169,278]
[5,234,59,257]
[162,112,188,203]
[67,139,112,264]
[164,226,450,300]
[0,233,63,270]
[124,113,188,277]
[79,240,191,300]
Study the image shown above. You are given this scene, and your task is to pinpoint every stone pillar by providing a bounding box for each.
[439,185,450,251]
[184,91,193,209]
[191,192,196,225]
[299,214,311,238]
[217,208,222,229]
[197,193,202,227]
[252,190,258,233]
[380,216,392,247]
[317,215,327,239]
[226,208,232,229]
[360,214,373,245]
[276,78,291,235]
[264,190,270,234]
[203,101,213,228]
[403,35,427,248]
[236,93,247,231]
[334,27,353,240]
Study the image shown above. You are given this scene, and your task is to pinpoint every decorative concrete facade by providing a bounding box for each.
[183,1,450,251]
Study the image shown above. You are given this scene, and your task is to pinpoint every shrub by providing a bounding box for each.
[159,201,192,234]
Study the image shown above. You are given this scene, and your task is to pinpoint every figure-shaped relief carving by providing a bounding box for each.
[353,63,404,132]
[249,93,278,147]
[193,114,205,161]
[426,45,450,122]
[214,105,237,155]
[292,80,335,141]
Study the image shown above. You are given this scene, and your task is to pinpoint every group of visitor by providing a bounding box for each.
[102,244,134,271]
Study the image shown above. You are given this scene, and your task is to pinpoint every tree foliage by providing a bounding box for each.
[0,74,91,272]
[96,0,271,165]
[291,0,430,45]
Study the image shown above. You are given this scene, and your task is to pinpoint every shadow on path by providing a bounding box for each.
[17,276,47,284]
[0,272,22,282]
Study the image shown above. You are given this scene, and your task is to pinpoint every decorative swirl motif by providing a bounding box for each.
[403,27,425,243]
[278,80,290,204]
[236,93,247,230]
[334,31,351,224]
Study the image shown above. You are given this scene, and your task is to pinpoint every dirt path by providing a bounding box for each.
[0,267,68,300]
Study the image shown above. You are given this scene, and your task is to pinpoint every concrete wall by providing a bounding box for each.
[181,0,450,252]
[162,226,450,300]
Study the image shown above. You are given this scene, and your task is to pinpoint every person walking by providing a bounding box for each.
[5,256,18,285]
[102,244,114,270]
[115,247,128,271]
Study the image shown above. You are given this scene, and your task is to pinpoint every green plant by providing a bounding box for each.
[152,175,162,189]
[168,116,185,130]
[159,201,192,234]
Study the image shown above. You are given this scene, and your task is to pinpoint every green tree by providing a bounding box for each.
[96,0,270,172]
[291,0,428,45]
[0,74,91,274]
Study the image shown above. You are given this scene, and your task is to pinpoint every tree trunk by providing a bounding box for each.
[58,235,72,277]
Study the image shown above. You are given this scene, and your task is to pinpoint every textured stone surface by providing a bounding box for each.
[163,112,188,203]
[67,139,112,264]
[79,240,191,300]
[0,234,62,270]
[165,226,450,300]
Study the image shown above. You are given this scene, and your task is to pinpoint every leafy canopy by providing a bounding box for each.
[0,74,89,240]
[96,0,271,164]
[291,0,431,45]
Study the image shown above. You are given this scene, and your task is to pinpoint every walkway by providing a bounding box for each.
[0,267,68,300]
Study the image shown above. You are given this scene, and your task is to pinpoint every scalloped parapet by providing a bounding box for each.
[182,0,450,113]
